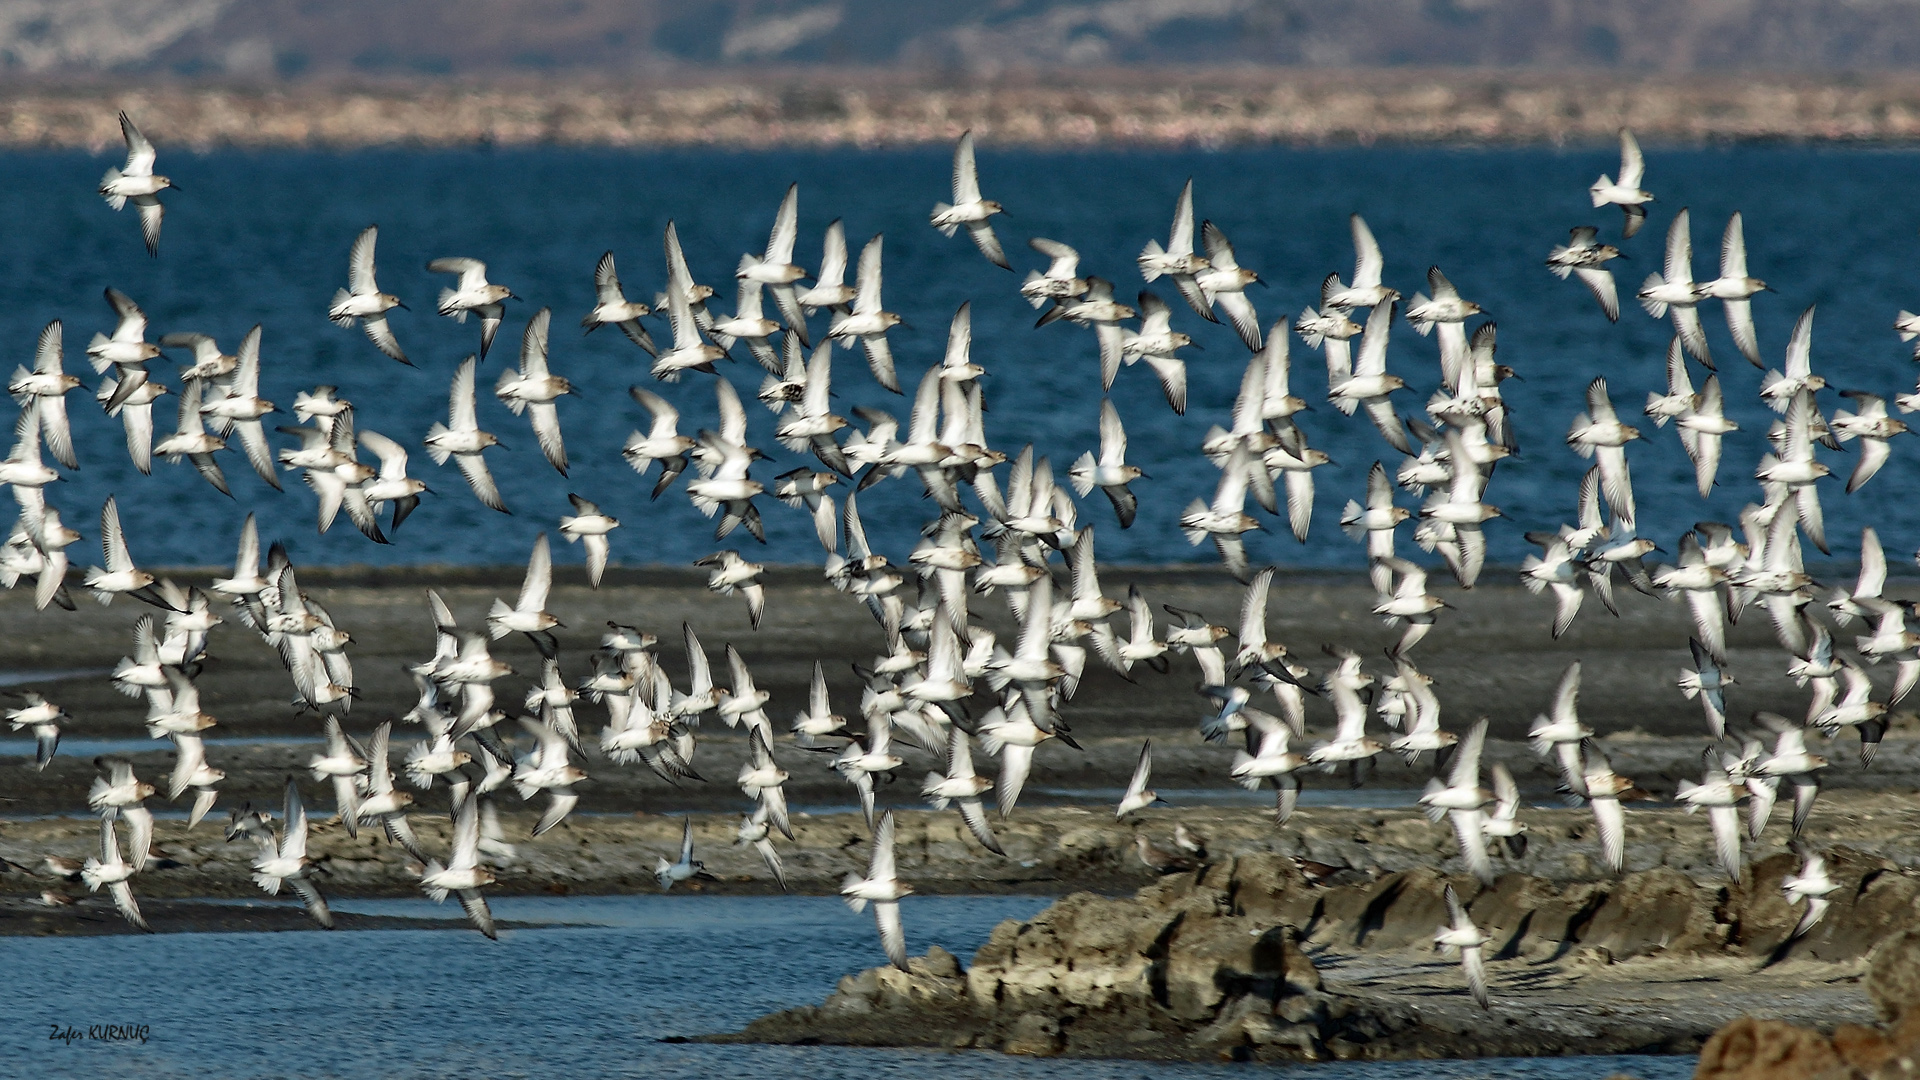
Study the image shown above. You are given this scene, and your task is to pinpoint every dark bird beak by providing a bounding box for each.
[394,301,411,311]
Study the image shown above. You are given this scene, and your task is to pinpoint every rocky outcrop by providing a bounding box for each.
[1695,929,1920,1080]
[720,851,1906,1062]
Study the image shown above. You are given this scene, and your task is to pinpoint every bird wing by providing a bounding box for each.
[1720,212,1748,277]
[1664,208,1694,286]
[348,226,380,295]
[854,235,885,315]
[874,900,908,970]
[1450,809,1493,884]
[454,453,506,513]
[767,182,799,263]
[119,112,158,174]
[1573,268,1619,321]
[100,496,132,573]
[1617,128,1645,188]
[448,357,479,430]
[1169,179,1197,255]
[1125,740,1153,802]
[996,744,1035,817]
[951,130,981,203]
[528,402,567,475]
[1351,214,1384,289]
[517,532,552,612]
[869,811,898,878]
[1785,306,1816,379]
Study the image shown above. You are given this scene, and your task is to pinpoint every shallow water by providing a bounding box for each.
[0,145,1911,573]
[0,893,1691,1080]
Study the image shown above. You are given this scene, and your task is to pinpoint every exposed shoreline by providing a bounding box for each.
[11,73,1920,151]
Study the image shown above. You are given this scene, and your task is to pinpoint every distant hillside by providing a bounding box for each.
[8,0,1920,79]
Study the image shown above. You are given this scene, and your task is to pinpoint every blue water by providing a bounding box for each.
[0,894,1689,1079]
[0,144,1913,573]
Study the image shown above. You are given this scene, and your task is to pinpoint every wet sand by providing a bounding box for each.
[1,568,1913,840]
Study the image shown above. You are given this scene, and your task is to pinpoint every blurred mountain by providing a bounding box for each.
[7,0,1920,79]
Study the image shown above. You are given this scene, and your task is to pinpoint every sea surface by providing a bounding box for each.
[0,144,1913,573]
[0,893,1692,1080]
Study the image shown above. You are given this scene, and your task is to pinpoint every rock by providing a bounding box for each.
[723,852,1891,1064]
[1580,867,1726,959]
[1000,1012,1062,1056]
[1869,929,1920,1022]
[1694,1017,1842,1080]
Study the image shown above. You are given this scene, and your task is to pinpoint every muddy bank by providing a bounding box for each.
[719,849,1894,1062]
[7,797,1920,907]
[0,895,492,936]
[16,75,1920,150]
[0,569,1898,746]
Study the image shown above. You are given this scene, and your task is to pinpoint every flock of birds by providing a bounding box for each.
[0,118,1910,1010]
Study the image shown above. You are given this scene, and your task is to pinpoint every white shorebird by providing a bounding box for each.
[1140,178,1211,315]
[1115,739,1162,819]
[558,494,619,587]
[1483,763,1528,859]
[10,320,80,469]
[1435,884,1491,1009]
[1780,843,1838,946]
[842,810,913,971]
[1676,751,1748,880]
[199,324,281,489]
[1075,397,1144,526]
[1580,743,1642,874]
[489,532,560,657]
[425,356,507,513]
[1194,221,1263,350]
[515,714,587,836]
[81,818,151,931]
[1546,226,1622,321]
[154,379,231,496]
[420,793,498,939]
[1637,208,1712,367]
[328,225,409,364]
[797,219,856,313]
[829,234,905,393]
[247,777,334,929]
[1528,662,1590,797]
[922,724,1003,854]
[737,182,811,336]
[1697,212,1768,367]
[88,756,157,873]
[1678,637,1734,741]
[1323,214,1399,312]
[98,112,177,256]
[1420,718,1495,884]
[310,715,366,837]
[583,251,658,354]
[930,131,1008,269]
[737,804,788,891]
[655,816,716,890]
[427,257,515,360]
[1830,390,1908,493]
[1566,376,1641,525]
[88,287,163,413]
[356,430,430,538]
[6,691,65,771]
[1589,128,1653,239]
[1024,237,1089,309]
[82,495,159,606]
[623,387,696,497]
[494,308,574,476]
[1121,292,1192,414]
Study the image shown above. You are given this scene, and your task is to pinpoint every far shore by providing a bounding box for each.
[11,72,1920,151]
